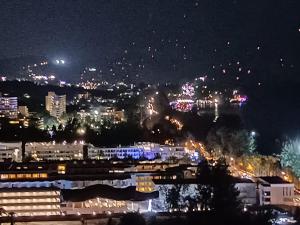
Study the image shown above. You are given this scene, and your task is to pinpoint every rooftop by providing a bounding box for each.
[62,184,158,202]
[153,177,254,185]
[0,187,60,192]
[258,176,291,185]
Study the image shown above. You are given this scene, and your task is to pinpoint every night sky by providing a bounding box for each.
[0,0,300,82]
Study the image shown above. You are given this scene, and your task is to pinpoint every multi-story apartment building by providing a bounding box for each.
[45,92,66,118]
[0,96,18,118]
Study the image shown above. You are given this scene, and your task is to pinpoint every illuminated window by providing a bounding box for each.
[57,165,66,174]
[40,173,48,178]
[0,174,8,179]
[17,174,25,179]
[8,174,16,179]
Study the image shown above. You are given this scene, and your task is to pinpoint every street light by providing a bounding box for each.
[77,128,86,135]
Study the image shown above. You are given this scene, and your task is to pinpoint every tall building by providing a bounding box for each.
[0,96,18,118]
[45,92,66,118]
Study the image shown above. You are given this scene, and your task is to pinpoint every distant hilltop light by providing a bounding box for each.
[54,59,66,65]
[88,68,96,72]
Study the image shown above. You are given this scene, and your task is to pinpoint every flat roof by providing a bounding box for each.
[62,184,158,202]
[259,176,291,184]
[153,177,254,185]
[0,187,60,192]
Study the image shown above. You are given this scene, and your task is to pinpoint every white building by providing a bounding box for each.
[88,146,144,160]
[25,142,84,161]
[234,178,257,205]
[0,187,61,216]
[45,92,66,118]
[88,142,186,161]
[0,142,22,162]
[62,197,128,215]
[62,197,153,215]
[258,176,294,206]
[0,178,134,190]
[0,96,18,118]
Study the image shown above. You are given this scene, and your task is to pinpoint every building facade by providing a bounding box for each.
[18,105,29,117]
[0,97,18,118]
[45,92,66,118]
[0,142,22,162]
[258,176,294,206]
[25,142,84,161]
[0,187,61,216]
[88,142,186,161]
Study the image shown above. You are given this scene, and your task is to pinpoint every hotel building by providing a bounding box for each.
[0,187,61,216]
[25,142,84,161]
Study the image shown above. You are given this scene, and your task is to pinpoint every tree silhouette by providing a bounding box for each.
[196,159,241,214]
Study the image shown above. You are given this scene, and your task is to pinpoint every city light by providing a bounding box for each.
[54,59,66,65]
[77,128,86,135]
[0,1,298,222]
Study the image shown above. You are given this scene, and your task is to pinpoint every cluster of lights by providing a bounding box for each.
[88,67,97,72]
[166,117,183,131]
[169,99,194,112]
[79,81,100,90]
[31,75,56,81]
[194,76,206,82]
[230,94,248,104]
[181,83,195,98]
[40,61,48,66]
[147,97,158,116]
[25,61,48,69]
[55,59,65,65]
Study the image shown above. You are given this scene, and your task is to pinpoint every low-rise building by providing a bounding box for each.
[0,142,22,162]
[0,187,61,216]
[154,177,257,211]
[61,184,158,214]
[88,146,144,160]
[25,142,84,161]
[0,160,262,214]
[0,141,187,162]
[88,142,186,161]
[258,176,294,206]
